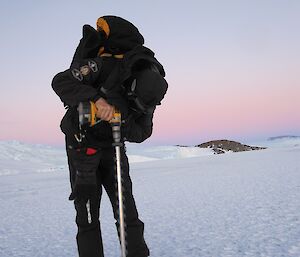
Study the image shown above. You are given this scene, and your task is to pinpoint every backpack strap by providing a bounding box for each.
[100,46,165,97]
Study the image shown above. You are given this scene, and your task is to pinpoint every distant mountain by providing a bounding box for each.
[268,135,300,141]
[196,139,266,154]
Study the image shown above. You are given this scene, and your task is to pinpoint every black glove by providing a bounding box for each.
[69,148,100,201]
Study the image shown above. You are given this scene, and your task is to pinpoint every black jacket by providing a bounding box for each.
[52,46,165,148]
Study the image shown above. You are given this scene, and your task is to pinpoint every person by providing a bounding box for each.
[51,15,168,257]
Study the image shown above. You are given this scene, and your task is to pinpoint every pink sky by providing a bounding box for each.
[0,1,299,146]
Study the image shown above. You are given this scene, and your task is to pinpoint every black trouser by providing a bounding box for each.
[66,145,150,257]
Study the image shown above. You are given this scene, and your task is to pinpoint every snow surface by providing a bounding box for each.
[0,140,299,257]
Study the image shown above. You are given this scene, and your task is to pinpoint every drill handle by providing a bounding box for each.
[110,109,122,125]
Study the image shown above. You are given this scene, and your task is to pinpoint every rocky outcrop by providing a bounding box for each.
[196,140,266,154]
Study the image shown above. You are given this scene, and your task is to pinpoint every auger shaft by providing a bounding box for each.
[111,110,127,257]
